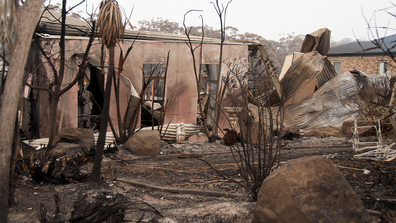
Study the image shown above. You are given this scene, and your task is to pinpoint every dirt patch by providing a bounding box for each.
[8,135,396,222]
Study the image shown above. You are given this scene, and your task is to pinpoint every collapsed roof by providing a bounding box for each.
[282,71,358,134]
[281,70,392,135]
[267,28,337,106]
[37,9,260,49]
[300,27,331,56]
[268,50,337,106]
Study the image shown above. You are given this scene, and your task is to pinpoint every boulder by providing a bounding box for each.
[339,120,377,137]
[339,120,355,137]
[51,142,84,159]
[123,130,160,156]
[282,126,301,135]
[51,128,95,155]
[188,133,209,143]
[301,127,340,137]
[252,156,370,223]
[302,129,324,137]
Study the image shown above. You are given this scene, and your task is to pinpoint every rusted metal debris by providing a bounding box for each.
[267,50,337,106]
[300,28,331,56]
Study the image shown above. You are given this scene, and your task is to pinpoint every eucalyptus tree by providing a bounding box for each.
[0,0,46,220]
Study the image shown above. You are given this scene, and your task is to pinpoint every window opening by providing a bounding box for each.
[141,63,166,127]
[333,62,341,75]
[378,61,388,75]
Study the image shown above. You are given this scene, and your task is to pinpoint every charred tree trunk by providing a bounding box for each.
[9,108,20,206]
[91,43,115,181]
[48,94,60,146]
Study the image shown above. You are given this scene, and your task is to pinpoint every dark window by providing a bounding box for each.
[142,64,166,101]
[143,64,166,77]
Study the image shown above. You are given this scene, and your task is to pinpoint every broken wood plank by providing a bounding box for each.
[118,178,248,198]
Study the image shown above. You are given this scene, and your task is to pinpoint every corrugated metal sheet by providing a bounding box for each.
[268,51,337,106]
[272,71,390,134]
[23,131,117,149]
[282,71,358,132]
[300,28,331,56]
[249,71,360,135]
[140,123,201,142]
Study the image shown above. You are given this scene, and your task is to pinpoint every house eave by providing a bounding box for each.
[327,52,396,57]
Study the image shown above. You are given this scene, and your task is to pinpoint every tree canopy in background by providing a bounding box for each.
[45,4,352,75]
[135,18,351,74]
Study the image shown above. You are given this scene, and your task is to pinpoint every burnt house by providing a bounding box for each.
[22,10,259,139]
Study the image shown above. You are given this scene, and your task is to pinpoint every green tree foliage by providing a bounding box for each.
[137,18,184,34]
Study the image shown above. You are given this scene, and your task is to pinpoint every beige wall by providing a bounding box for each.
[36,38,249,138]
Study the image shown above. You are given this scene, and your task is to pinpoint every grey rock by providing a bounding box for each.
[252,156,370,223]
[123,130,160,156]
[51,128,95,155]
[52,142,84,159]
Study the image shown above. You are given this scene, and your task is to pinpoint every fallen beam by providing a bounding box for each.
[117,178,248,198]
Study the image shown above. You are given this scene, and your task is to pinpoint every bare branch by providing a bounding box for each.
[183,9,211,138]
[33,34,59,82]
[58,21,96,96]
[66,0,85,14]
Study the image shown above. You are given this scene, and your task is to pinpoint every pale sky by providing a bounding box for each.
[48,0,396,42]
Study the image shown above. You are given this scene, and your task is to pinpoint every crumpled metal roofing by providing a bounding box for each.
[267,50,337,106]
[281,70,391,133]
[282,71,358,132]
[300,28,331,56]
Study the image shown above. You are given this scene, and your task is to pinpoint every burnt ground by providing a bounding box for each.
[8,135,396,223]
